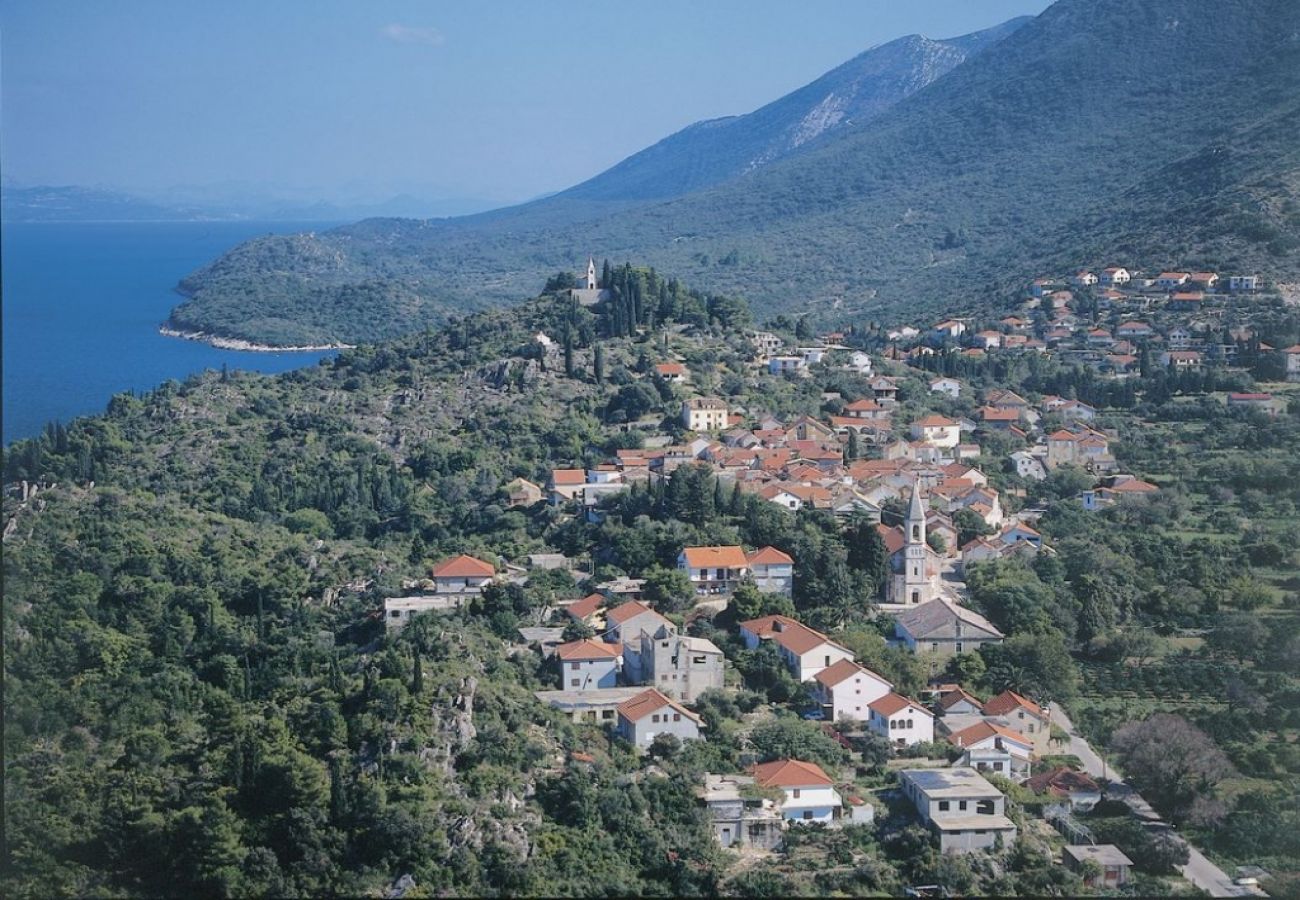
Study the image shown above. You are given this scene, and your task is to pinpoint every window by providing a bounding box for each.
[570,662,580,671]
[976,800,995,815]
[955,642,963,653]
[602,710,614,720]
[570,679,579,687]
[906,719,914,729]
[693,656,706,664]
[661,675,669,682]
[792,789,801,798]
[958,801,968,811]
[824,655,831,667]
[672,713,681,722]
[931,642,938,651]
[802,810,813,820]
[938,800,950,811]
[651,714,659,723]
[390,610,402,618]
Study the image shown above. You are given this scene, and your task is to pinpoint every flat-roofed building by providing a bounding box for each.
[898,767,1017,854]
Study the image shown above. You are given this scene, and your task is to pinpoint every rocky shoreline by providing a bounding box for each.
[159,325,354,353]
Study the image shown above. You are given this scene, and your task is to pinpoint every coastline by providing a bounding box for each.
[159,325,354,353]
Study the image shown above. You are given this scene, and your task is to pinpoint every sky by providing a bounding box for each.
[1,1,1050,212]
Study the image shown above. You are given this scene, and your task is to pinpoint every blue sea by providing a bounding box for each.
[2,221,344,445]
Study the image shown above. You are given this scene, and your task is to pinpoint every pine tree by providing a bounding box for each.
[593,345,605,385]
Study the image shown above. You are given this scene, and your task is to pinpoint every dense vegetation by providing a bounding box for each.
[169,0,1300,346]
[7,260,1300,895]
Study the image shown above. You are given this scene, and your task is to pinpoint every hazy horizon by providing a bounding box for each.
[1,1,1048,215]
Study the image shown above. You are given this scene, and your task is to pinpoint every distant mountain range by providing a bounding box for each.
[0,184,498,223]
[171,0,1300,348]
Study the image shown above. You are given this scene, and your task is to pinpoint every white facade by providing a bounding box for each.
[778,784,841,823]
[930,378,961,399]
[899,768,1017,854]
[868,696,935,747]
[812,662,892,723]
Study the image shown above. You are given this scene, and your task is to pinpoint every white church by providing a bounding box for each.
[886,480,945,606]
[570,256,609,306]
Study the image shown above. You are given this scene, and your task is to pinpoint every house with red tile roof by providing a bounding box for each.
[1025,767,1101,811]
[750,759,842,823]
[982,690,1051,754]
[946,720,1034,778]
[739,614,854,682]
[654,362,688,383]
[556,639,622,690]
[430,554,497,596]
[811,659,893,723]
[565,593,607,624]
[746,546,794,597]
[615,688,702,749]
[867,692,935,747]
[678,545,751,596]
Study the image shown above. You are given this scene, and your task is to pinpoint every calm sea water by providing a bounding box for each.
[2,221,344,445]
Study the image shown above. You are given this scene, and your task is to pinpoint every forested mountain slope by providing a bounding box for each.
[170,0,1300,350]
[556,18,1028,203]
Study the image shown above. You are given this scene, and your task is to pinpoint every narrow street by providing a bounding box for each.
[1053,707,1266,898]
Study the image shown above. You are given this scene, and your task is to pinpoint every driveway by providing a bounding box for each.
[1054,706,1266,898]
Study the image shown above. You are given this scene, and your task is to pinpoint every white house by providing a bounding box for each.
[811,659,893,723]
[768,355,807,377]
[898,767,1017,854]
[946,721,1034,779]
[682,398,730,432]
[739,614,855,682]
[430,554,497,596]
[1284,344,1300,382]
[910,415,960,448]
[929,377,961,399]
[1228,275,1258,292]
[1009,451,1047,481]
[615,688,703,749]
[678,545,750,596]
[604,600,674,647]
[867,692,935,747]
[750,759,843,824]
[556,639,622,691]
[1100,267,1130,286]
[746,545,795,597]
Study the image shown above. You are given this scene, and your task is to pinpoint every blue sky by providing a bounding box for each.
[1,1,1049,209]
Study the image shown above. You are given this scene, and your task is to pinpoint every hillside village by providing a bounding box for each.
[359,259,1300,895]
[5,257,1297,898]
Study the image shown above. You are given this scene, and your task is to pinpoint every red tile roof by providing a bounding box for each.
[982,689,1046,719]
[937,688,982,711]
[606,600,659,625]
[750,758,833,788]
[746,545,794,566]
[555,639,622,661]
[947,720,1032,749]
[617,688,700,724]
[868,692,932,717]
[814,658,891,690]
[681,545,749,569]
[431,554,495,578]
[551,468,587,486]
[566,593,606,621]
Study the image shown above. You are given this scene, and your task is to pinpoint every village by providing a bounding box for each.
[370,261,1297,893]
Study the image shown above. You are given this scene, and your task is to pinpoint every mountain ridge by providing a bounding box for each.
[170,0,1300,347]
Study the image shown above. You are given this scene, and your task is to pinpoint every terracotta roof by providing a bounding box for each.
[947,720,1032,749]
[982,689,1046,719]
[740,614,844,656]
[566,593,606,621]
[681,545,749,569]
[746,545,794,566]
[555,639,622,661]
[1105,479,1158,493]
[814,658,891,690]
[606,599,661,625]
[617,688,701,724]
[913,414,957,427]
[750,758,833,788]
[876,524,906,556]
[938,688,983,711]
[654,362,686,375]
[431,554,495,578]
[843,398,882,412]
[869,692,932,717]
[1025,766,1099,797]
[551,468,587,486]
[980,407,1021,421]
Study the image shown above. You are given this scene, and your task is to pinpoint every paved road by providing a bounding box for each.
[1054,707,1266,898]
